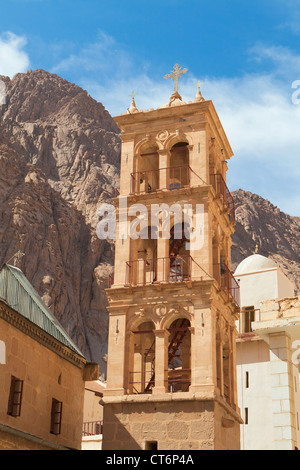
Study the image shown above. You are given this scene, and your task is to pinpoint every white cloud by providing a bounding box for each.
[51,30,132,77]
[0,31,30,77]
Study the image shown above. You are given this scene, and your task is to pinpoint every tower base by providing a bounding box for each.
[102,392,242,450]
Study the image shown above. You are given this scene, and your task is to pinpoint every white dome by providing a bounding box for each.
[234,254,277,276]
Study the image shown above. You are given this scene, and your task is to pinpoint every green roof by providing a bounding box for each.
[0,264,84,357]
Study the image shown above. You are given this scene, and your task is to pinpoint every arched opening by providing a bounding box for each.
[169,142,189,190]
[128,225,157,285]
[130,321,156,394]
[167,318,191,392]
[133,143,159,194]
[169,222,190,282]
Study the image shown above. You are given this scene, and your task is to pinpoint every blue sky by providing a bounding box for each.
[0,0,300,215]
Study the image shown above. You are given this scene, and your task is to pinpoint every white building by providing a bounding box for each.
[235,253,300,450]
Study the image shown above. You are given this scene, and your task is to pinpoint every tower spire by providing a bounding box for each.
[127,91,139,114]
[194,80,205,102]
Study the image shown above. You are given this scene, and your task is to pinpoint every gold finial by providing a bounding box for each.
[255,244,259,254]
[164,63,188,92]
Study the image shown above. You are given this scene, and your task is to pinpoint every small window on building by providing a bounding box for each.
[7,376,23,417]
[145,441,158,450]
[50,398,63,435]
[243,306,255,333]
[245,408,249,425]
[246,371,249,389]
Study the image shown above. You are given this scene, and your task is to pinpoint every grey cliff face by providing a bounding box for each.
[0,69,121,377]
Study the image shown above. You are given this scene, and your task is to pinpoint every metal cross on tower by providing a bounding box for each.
[129,91,138,100]
[164,63,188,92]
[195,80,203,89]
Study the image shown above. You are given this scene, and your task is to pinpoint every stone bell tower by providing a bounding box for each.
[102,65,242,450]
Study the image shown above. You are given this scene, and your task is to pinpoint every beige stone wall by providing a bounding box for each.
[0,316,86,450]
[0,430,49,450]
[103,398,240,450]
[260,297,300,321]
[83,389,103,423]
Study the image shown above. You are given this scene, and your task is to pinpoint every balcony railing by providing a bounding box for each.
[213,262,240,305]
[108,257,239,305]
[130,165,205,195]
[82,421,103,436]
[125,255,209,286]
[167,369,191,393]
[210,173,235,222]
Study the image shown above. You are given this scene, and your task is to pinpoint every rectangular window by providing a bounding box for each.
[246,371,249,389]
[243,307,255,333]
[7,376,23,417]
[145,441,158,450]
[245,408,249,425]
[50,398,63,435]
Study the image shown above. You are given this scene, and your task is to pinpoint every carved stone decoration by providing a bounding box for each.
[135,307,147,317]
[156,130,169,143]
[153,304,167,317]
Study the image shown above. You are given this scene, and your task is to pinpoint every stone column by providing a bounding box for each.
[227,324,233,405]
[189,307,215,393]
[216,314,224,397]
[114,205,130,286]
[231,326,238,407]
[104,312,127,395]
[156,238,169,282]
[269,332,297,450]
[158,149,170,190]
[152,329,169,394]
[126,331,135,394]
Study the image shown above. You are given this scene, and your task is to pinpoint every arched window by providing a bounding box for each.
[127,226,157,285]
[129,321,156,394]
[167,318,191,392]
[133,143,159,194]
[169,142,189,190]
[169,222,190,282]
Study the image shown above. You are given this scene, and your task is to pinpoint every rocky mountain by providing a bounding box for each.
[0,69,121,377]
[231,189,300,294]
[0,70,298,380]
